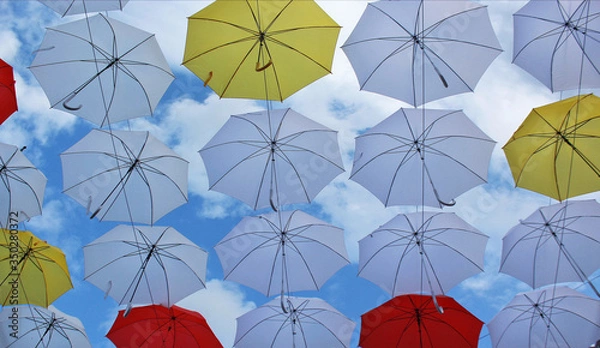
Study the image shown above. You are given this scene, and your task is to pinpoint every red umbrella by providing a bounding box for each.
[360,294,483,348]
[0,59,17,125]
[106,304,223,348]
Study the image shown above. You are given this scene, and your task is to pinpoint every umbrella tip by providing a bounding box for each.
[20,146,26,151]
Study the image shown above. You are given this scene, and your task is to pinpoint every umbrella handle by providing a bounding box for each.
[203,71,213,87]
[431,292,444,314]
[256,60,273,72]
[63,93,82,111]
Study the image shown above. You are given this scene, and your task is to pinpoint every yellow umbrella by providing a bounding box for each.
[182,0,340,101]
[0,229,72,307]
[503,94,600,201]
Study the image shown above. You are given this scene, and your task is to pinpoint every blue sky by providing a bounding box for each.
[1,1,599,347]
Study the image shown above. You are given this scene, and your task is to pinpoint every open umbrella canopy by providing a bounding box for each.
[0,229,72,307]
[61,129,188,225]
[351,108,495,208]
[183,0,340,101]
[29,13,174,127]
[513,0,600,92]
[503,94,600,201]
[342,0,502,106]
[106,304,222,348]
[0,59,17,125]
[0,305,91,348]
[0,142,47,229]
[84,225,207,308]
[488,286,600,348]
[358,211,488,297]
[500,199,600,295]
[235,296,355,348]
[200,108,344,210]
[215,209,349,297]
[359,294,483,348]
[38,0,129,16]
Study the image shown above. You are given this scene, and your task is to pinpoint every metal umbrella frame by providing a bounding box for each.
[200,108,344,211]
[342,0,502,106]
[0,142,47,229]
[30,13,174,127]
[513,0,600,92]
[60,129,188,225]
[84,225,208,310]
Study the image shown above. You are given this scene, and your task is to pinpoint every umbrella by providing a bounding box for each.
[182,0,340,101]
[351,108,495,208]
[29,13,174,127]
[60,129,188,225]
[513,0,600,92]
[106,304,222,348]
[0,59,17,125]
[488,286,600,348]
[84,225,207,309]
[200,108,344,211]
[0,305,91,348]
[503,94,600,201]
[0,229,72,307]
[38,0,129,16]
[359,294,484,348]
[215,209,349,297]
[341,0,502,106]
[234,296,355,348]
[358,211,488,297]
[500,199,600,296]
[0,142,47,229]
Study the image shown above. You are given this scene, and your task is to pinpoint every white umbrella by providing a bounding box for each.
[488,286,600,348]
[200,108,344,211]
[350,108,495,208]
[513,0,600,92]
[0,142,46,228]
[234,296,355,348]
[84,225,207,309]
[38,0,129,16]
[342,0,502,106]
[0,305,91,348]
[29,13,173,127]
[215,210,349,297]
[500,199,600,297]
[60,129,188,225]
[358,211,488,298]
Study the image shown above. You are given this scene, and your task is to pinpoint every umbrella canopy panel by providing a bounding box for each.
[342,0,502,106]
[183,0,340,101]
[503,94,600,201]
[0,305,91,348]
[0,59,17,125]
[488,286,600,348]
[215,209,350,296]
[61,129,188,225]
[0,142,47,229]
[107,304,222,348]
[84,225,207,308]
[500,199,600,291]
[358,211,488,296]
[0,230,72,307]
[30,13,174,127]
[360,294,484,348]
[235,296,355,348]
[351,108,495,208]
[513,0,600,92]
[38,0,129,16]
[200,108,344,210]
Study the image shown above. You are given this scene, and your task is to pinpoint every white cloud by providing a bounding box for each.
[177,279,257,348]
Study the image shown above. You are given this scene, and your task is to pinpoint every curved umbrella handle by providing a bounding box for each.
[256,60,273,72]
[62,93,82,111]
[203,71,213,87]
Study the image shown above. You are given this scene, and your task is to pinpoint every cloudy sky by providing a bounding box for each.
[1,0,599,347]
